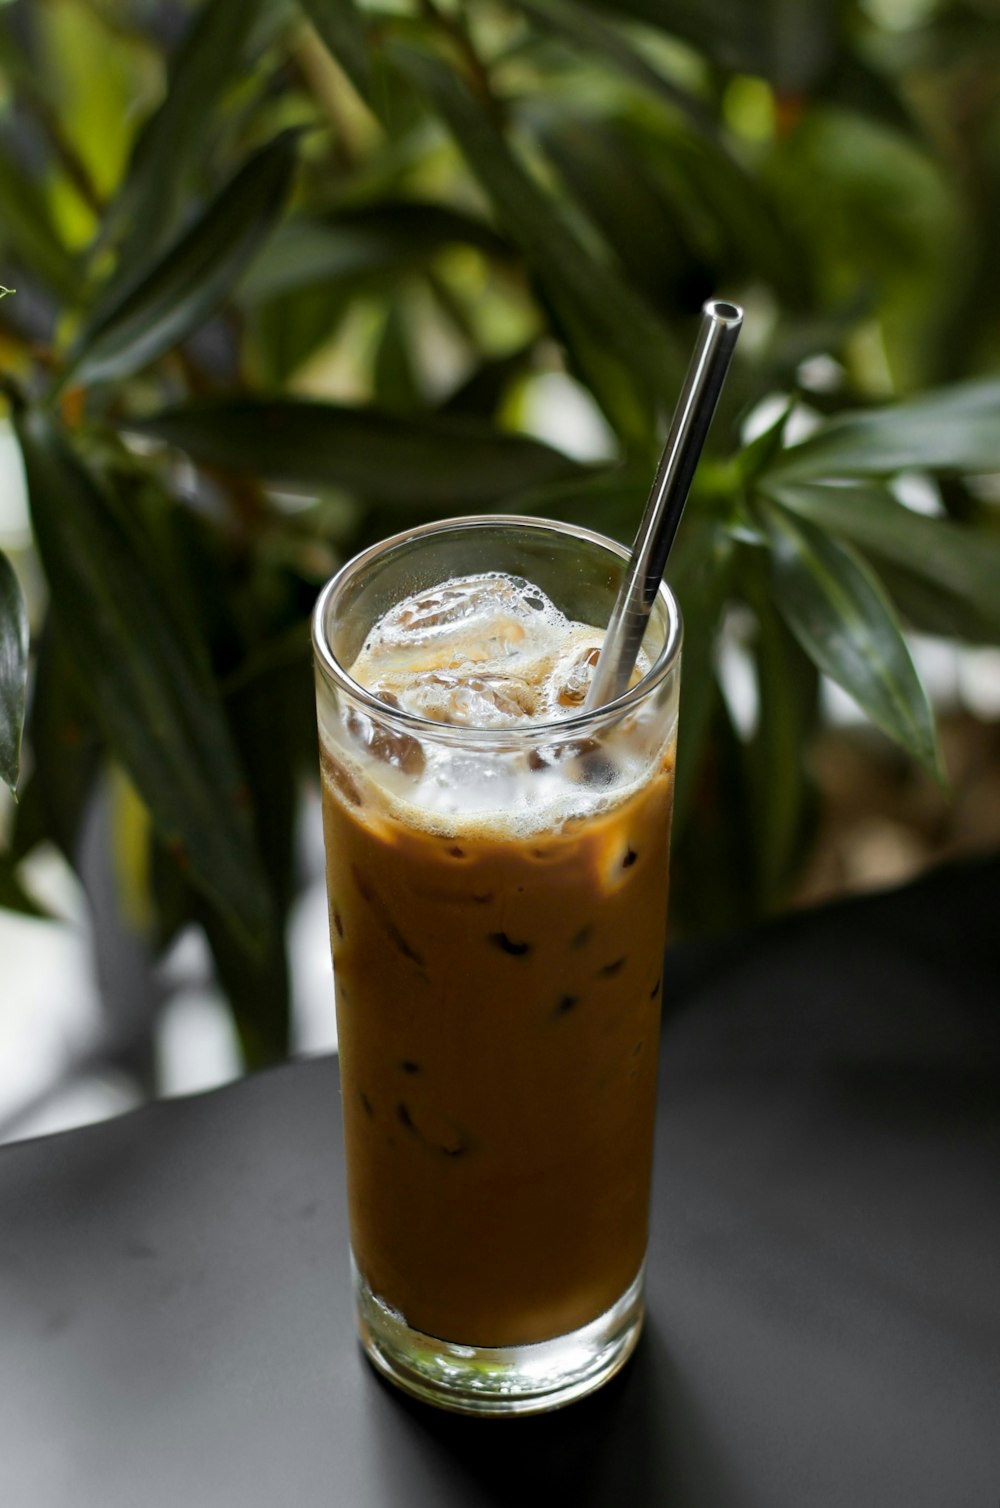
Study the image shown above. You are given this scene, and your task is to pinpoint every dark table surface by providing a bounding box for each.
[2,855,998,1508]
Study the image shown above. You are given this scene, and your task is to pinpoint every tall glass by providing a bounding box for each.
[312,516,681,1414]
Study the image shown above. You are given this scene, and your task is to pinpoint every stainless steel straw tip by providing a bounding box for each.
[583,296,744,713]
[705,298,744,328]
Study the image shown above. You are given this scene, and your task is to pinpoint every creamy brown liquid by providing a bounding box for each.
[320,574,675,1346]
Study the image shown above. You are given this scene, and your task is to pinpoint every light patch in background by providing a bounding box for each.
[835,635,1000,728]
[909,636,963,714]
[0,847,103,1142]
[156,986,242,1098]
[715,605,758,739]
[154,926,240,1098]
[957,648,1000,721]
[515,371,617,463]
[291,786,338,1055]
[861,0,937,30]
[0,420,29,545]
[741,392,821,449]
[893,471,943,517]
[290,879,338,1055]
[9,1073,142,1144]
[797,354,846,394]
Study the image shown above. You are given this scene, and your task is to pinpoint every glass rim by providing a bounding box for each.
[311,514,683,744]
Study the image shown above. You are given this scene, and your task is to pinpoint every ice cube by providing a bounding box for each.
[524,736,619,788]
[384,669,536,728]
[353,574,565,682]
[345,705,426,774]
[550,645,601,709]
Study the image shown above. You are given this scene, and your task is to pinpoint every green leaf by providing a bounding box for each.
[250,283,352,388]
[761,499,943,780]
[7,773,48,866]
[108,0,268,276]
[867,562,1000,647]
[505,0,720,138]
[62,130,300,390]
[666,519,735,835]
[389,42,681,405]
[14,407,272,947]
[125,398,584,508]
[742,566,819,907]
[153,648,307,1065]
[644,125,809,307]
[21,622,102,864]
[439,343,537,421]
[298,0,373,104]
[768,379,1000,481]
[738,401,794,482]
[577,0,838,91]
[532,115,708,319]
[203,896,291,1069]
[0,550,29,795]
[240,202,510,303]
[0,153,79,301]
[373,300,422,413]
[815,50,920,140]
[504,464,648,541]
[215,653,311,1063]
[763,479,1000,642]
[670,698,757,937]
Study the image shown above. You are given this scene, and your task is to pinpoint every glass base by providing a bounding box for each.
[353,1259,645,1416]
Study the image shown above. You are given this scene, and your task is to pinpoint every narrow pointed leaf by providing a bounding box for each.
[504,465,648,541]
[439,343,537,421]
[298,0,372,104]
[14,408,271,945]
[534,116,705,317]
[241,202,510,303]
[652,126,808,306]
[109,0,267,276]
[124,398,584,507]
[373,302,422,413]
[867,562,1000,646]
[816,51,919,139]
[389,43,680,402]
[769,379,1000,481]
[743,567,819,907]
[671,699,758,936]
[763,479,1000,640]
[22,622,102,863]
[505,0,720,139]
[666,520,734,834]
[63,130,300,389]
[576,0,837,91]
[762,499,943,780]
[0,550,29,793]
[0,154,78,301]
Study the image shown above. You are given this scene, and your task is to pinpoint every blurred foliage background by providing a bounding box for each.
[1,0,999,1081]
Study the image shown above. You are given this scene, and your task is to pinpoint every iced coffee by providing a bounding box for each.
[312,518,681,1414]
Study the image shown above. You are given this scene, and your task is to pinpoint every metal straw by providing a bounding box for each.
[584,298,743,711]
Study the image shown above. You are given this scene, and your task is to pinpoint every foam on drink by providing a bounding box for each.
[318,573,663,839]
[350,573,597,725]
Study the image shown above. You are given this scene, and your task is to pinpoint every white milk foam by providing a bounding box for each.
[351,573,613,727]
[320,573,669,838]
